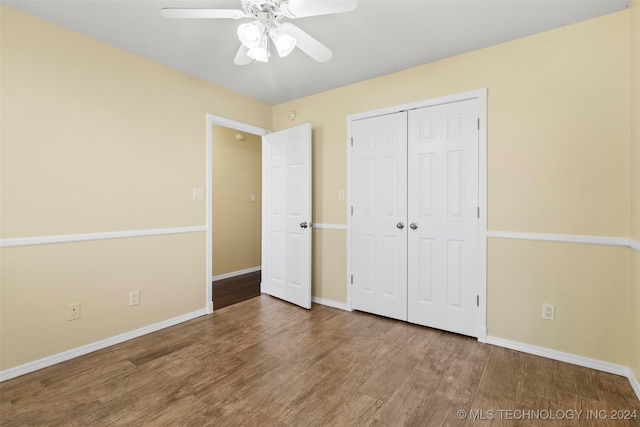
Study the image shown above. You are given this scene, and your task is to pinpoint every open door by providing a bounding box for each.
[262,124,312,309]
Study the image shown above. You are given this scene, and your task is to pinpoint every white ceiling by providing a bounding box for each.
[3,0,631,105]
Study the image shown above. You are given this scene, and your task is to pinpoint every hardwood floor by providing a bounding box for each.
[1,296,638,426]
[212,271,261,310]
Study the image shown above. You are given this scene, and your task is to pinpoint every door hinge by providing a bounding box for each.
[477,207,480,218]
[351,137,354,147]
[477,295,479,307]
[351,206,354,216]
[351,275,353,284]
[477,118,480,129]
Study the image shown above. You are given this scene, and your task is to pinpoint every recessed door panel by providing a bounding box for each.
[418,237,434,304]
[383,157,398,216]
[271,166,286,215]
[419,153,435,217]
[446,240,463,308]
[447,150,464,218]
[270,231,285,282]
[382,235,399,297]
[362,234,375,293]
[362,159,374,216]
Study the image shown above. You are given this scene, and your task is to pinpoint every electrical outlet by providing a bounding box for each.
[129,290,140,306]
[542,303,555,321]
[68,303,81,321]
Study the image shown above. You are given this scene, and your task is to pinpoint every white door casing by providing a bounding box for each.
[262,124,312,309]
[351,112,408,321]
[406,99,479,336]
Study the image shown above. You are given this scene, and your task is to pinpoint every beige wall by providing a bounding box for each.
[488,240,629,364]
[630,1,640,386]
[1,234,205,368]
[0,6,271,370]
[273,11,633,365]
[212,126,262,276]
[312,229,347,302]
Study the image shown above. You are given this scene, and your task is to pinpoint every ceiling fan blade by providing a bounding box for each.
[282,23,332,62]
[159,8,248,19]
[234,44,253,65]
[280,0,357,18]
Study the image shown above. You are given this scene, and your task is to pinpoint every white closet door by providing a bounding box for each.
[351,112,408,321]
[407,99,479,336]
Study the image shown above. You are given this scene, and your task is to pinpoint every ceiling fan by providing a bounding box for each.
[160,0,358,65]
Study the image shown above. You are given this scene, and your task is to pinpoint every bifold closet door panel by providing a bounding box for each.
[406,100,479,337]
[351,112,408,321]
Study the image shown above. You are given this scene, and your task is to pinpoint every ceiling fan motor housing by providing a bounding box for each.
[242,0,292,21]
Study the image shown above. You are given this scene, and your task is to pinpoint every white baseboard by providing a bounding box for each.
[211,266,261,282]
[630,370,640,402]
[311,296,350,311]
[487,336,640,402]
[0,308,208,382]
[476,326,488,343]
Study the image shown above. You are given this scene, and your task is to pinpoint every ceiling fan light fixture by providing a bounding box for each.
[269,27,296,58]
[246,35,270,62]
[237,21,265,49]
[248,47,270,62]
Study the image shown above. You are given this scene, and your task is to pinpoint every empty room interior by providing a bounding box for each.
[1,0,639,424]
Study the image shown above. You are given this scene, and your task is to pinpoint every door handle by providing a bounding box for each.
[410,222,418,230]
[300,222,309,229]
[396,222,405,230]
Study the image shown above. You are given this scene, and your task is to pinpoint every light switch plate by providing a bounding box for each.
[192,188,205,200]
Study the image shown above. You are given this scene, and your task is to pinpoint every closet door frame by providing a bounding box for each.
[346,88,488,342]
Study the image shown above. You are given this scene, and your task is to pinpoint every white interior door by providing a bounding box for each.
[351,112,408,321]
[262,124,312,309]
[407,99,479,336]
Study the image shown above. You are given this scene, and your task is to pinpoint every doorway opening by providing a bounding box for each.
[205,115,270,313]
[211,125,262,309]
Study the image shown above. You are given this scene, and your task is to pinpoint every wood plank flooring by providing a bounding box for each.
[212,271,261,310]
[1,296,638,426]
